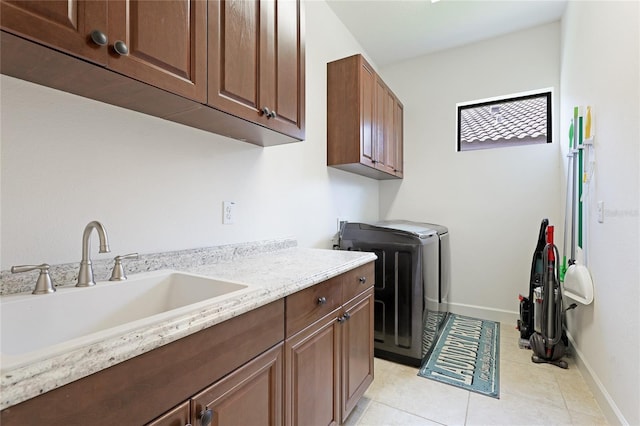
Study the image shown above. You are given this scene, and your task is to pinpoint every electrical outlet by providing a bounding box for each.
[223,201,236,225]
[597,201,604,223]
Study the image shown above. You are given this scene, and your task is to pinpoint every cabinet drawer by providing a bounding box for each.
[342,263,375,303]
[286,277,342,337]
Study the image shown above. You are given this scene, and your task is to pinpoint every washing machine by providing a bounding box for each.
[339,220,450,366]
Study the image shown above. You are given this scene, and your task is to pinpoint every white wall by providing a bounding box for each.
[0,0,380,269]
[560,2,640,424]
[378,22,562,323]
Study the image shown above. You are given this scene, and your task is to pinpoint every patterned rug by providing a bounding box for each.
[418,313,500,398]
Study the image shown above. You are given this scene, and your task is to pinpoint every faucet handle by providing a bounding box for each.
[11,264,56,295]
[109,253,139,281]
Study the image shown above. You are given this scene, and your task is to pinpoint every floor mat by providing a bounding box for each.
[418,313,500,398]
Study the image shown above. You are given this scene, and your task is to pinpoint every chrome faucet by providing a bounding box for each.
[76,221,111,287]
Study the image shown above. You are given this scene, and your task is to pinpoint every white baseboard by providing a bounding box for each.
[448,302,519,325]
[565,331,628,425]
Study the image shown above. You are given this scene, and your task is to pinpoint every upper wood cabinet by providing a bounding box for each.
[327,54,404,180]
[1,0,304,146]
[0,0,108,64]
[0,0,206,102]
[209,0,305,140]
[107,0,207,102]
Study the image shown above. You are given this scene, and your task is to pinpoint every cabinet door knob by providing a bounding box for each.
[359,276,367,284]
[337,313,350,323]
[113,40,129,55]
[90,30,108,46]
[261,107,277,119]
[317,296,327,305]
[200,408,213,426]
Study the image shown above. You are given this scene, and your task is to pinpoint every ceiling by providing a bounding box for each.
[325,0,568,68]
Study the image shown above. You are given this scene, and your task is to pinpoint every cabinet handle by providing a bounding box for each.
[337,313,350,323]
[200,408,213,426]
[359,276,367,284]
[317,296,327,305]
[90,30,108,46]
[113,40,129,56]
[261,107,277,119]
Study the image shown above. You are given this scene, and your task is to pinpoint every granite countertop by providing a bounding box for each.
[0,240,376,410]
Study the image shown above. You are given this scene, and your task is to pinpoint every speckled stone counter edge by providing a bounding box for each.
[0,239,377,410]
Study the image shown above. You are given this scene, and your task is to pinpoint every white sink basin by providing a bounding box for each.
[0,270,248,365]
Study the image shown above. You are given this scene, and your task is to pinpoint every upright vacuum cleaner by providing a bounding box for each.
[517,218,548,347]
[529,225,571,369]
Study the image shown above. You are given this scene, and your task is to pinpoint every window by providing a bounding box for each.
[457,90,552,152]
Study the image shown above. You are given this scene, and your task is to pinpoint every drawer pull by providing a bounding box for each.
[359,276,367,284]
[317,296,327,305]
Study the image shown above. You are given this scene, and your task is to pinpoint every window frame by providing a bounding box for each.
[456,89,553,152]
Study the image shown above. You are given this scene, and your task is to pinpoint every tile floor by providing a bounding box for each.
[344,323,609,426]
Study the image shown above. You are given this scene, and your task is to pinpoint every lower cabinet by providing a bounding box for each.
[146,401,191,426]
[285,262,375,426]
[148,344,283,426]
[341,291,375,418]
[191,343,283,426]
[1,264,374,426]
[285,308,342,426]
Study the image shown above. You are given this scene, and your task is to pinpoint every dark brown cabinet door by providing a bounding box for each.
[1,0,206,102]
[341,289,374,420]
[209,0,304,139]
[107,0,207,102]
[360,60,377,168]
[192,344,283,426]
[374,78,393,175]
[393,100,404,177]
[0,0,107,64]
[146,400,191,426]
[285,312,341,426]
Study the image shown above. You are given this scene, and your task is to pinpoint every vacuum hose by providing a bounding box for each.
[541,242,563,346]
